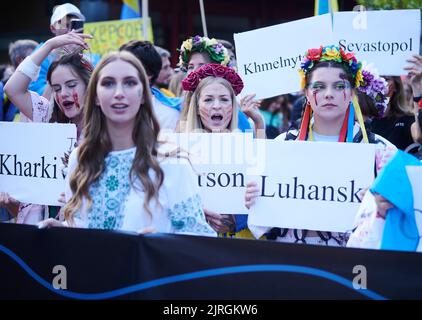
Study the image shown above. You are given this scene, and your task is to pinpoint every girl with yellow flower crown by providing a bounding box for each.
[244,45,396,246]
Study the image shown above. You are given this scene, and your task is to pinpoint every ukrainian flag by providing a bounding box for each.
[314,0,338,15]
[121,0,141,19]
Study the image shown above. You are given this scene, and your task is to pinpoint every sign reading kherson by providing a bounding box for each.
[160,132,257,214]
[234,14,333,99]
[0,122,77,206]
[333,9,420,75]
[247,140,376,232]
[84,18,153,57]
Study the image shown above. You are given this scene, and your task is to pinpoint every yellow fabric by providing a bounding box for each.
[123,0,140,13]
[159,88,176,98]
[352,95,369,143]
[218,228,265,240]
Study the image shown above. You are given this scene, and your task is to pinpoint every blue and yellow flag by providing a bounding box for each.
[314,0,338,15]
[121,0,141,19]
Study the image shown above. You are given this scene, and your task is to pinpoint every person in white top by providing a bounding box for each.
[3,31,93,224]
[244,45,396,246]
[38,51,215,236]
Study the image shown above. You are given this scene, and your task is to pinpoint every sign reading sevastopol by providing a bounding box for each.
[333,9,421,75]
[0,122,77,206]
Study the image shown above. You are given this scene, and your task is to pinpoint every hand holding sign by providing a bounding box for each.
[245,181,260,210]
[0,192,19,218]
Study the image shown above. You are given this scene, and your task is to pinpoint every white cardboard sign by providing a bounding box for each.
[234,14,333,99]
[0,122,77,206]
[247,140,376,232]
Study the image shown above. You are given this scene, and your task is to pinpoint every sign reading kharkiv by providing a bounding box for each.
[84,18,154,57]
[247,140,376,233]
[0,122,77,206]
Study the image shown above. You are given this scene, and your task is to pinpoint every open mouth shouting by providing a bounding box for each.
[210,112,224,124]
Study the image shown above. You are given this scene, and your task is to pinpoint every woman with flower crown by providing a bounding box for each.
[178,63,265,238]
[245,45,396,246]
[177,35,253,134]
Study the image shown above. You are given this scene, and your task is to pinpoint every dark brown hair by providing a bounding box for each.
[46,53,92,123]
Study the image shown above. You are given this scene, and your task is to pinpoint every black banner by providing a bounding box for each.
[0,223,421,300]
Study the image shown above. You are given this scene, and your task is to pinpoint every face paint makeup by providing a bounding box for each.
[72,91,80,110]
[313,90,318,106]
[342,80,346,101]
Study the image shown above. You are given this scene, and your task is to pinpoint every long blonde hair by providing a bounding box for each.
[63,51,164,224]
[178,77,238,132]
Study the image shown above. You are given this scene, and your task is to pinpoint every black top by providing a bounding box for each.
[371,115,415,150]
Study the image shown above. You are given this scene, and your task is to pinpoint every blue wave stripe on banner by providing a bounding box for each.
[0,244,387,300]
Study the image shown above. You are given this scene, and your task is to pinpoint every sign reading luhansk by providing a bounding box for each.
[247,140,376,232]
[235,9,420,99]
[84,18,154,57]
[160,132,258,214]
[0,122,77,206]
[234,14,333,99]
[333,9,421,76]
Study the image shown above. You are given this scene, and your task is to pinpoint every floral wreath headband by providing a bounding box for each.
[358,67,389,118]
[178,35,230,70]
[182,63,244,96]
[299,45,363,89]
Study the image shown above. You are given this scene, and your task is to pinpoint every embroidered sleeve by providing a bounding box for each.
[347,191,386,249]
[374,138,397,174]
[168,193,215,236]
[163,159,216,236]
[29,91,50,123]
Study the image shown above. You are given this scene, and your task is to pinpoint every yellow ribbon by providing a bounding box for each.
[352,95,369,143]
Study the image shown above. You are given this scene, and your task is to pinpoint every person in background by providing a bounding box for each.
[371,72,420,151]
[154,45,175,97]
[168,69,185,98]
[259,95,284,139]
[2,40,40,122]
[217,39,237,69]
[120,40,182,130]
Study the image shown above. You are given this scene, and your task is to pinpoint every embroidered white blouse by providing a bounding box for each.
[64,146,216,236]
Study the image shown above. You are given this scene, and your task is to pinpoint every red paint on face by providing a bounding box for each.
[313,90,318,106]
[72,91,80,110]
[342,80,347,101]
